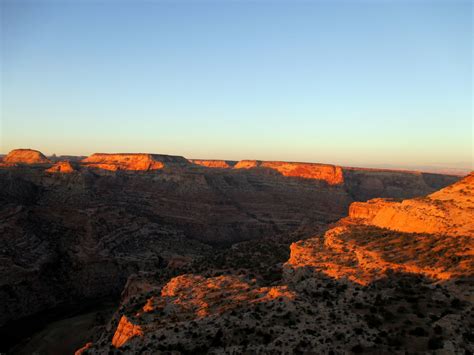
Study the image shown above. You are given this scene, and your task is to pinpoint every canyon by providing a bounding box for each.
[0,149,471,354]
[84,173,473,354]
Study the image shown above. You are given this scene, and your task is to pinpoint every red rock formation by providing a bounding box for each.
[349,172,474,237]
[285,225,473,285]
[109,274,295,348]
[81,153,172,171]
[3,149,51,164]
[45,161,75,173]
[111,315,144,348]
[285,173,474,285]
[153,274,295,319]
[234,160,344,185]
[349,198,398,220]
[190,159,236,168]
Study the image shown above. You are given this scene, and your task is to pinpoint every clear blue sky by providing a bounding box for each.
[1,0,472,169]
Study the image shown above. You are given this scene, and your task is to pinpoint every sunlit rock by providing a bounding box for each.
[46,160,76,173]
[111,315,144,348]
[234,160,344,185]
[3,149,51,164]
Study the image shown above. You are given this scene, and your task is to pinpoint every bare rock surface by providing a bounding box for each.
[81,153,188,171]
[46,161,76,173]
[3,149,51,164]
[235,160,344,185]
[349,172,474,237]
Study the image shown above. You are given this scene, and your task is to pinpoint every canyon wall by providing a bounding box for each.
[349,173,474,237]
[234,160,344,185]
[285,172,474,286]
[81,153,189,171]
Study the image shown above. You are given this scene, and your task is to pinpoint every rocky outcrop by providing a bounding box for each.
[190,159,237,168]
[285,225,473,285]
[149,274,294,320]
[111,316,144,348]
[3,149,51,164]
[285,173,474,286]
[348,198,396,220]
[81,153,188,171]
[46,161,76,173]
[349,172,474,237]
[84,249,473,354]
[235,160,344,185]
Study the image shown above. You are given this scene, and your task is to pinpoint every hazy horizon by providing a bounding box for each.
[1,0,472,170]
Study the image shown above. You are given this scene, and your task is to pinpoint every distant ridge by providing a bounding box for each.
[3,149,51,164]
[81,153,189,171]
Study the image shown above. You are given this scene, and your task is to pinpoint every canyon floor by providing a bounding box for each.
[0,149,471,354]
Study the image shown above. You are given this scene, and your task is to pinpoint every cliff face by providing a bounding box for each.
[3,149,51,164]
[349,173,474,237]
[235,160,344,185]
[2,149,458,199]
[81,153,188,171]
[285,172,474,286]
[232,160,459,192]
[348,198,395,220]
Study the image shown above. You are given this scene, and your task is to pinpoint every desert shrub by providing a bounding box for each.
[351,344,363,353]
[409,327,428,337]
[428,336,444,350]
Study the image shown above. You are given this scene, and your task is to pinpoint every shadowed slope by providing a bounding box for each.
[190,159,237,168]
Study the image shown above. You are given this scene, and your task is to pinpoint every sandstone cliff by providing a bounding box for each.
[285,172,474,286]
[234,160,344,185]
[81,153,188,171]
[3,149,51,164]
[349,172,474,237]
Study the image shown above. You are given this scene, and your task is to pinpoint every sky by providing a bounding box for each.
[0,0,472,169]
